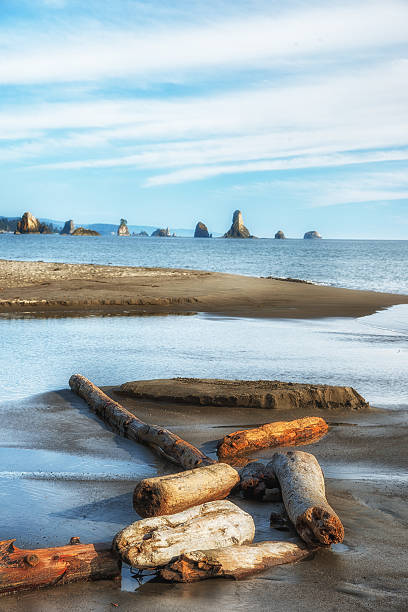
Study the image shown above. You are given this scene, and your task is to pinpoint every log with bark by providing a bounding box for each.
[217,416,328,460]
[69,374,215,470]
[113,500,255,569]
[0,538,120,596]
[159,540,312,582]
[133,463,240,517]
[270,450,344,547]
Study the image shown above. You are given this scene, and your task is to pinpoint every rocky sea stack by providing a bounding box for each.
[223,210,254,239]
[14,212,52,234]
[60,220,74,235]
[275,230,286,239]
[304,231,322,240]
[71,227,100,236]
[151,228,171,237]
[194,222,210,238]
[117,218,130,236]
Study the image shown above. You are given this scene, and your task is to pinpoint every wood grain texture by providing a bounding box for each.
[160,540,311,582]
[270,451,344,547]
[69,374,215,470]
[0,539,120,596]
[133,463,240,517]
[113,500,255,569]
[217,417,328,459]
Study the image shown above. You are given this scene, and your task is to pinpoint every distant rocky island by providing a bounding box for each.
[223,210,255,238]
[304,231,322,240]
[71,227,100,236]
[194,222,211,238]
[151,228,171,237]
[117,219,130,236]
[13,212,57,235]
[4,210,324,240]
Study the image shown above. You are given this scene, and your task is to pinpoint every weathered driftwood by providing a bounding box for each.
[113,500,255,569]
[239,461,279,500]
[69,374,215,470]
[160,540,311,582]
[217,416,328,459]
[0,538,120,596]
[270,450,344,547]
[133,463,240,517]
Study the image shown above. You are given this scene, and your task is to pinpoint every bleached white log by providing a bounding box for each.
[270,451,344,547]
[113,500,255,569]
[160,540,311,582]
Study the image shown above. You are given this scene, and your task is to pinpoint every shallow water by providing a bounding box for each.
[1,306,407,407]
[1,234,408,293]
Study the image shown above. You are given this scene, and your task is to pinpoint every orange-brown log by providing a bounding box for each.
[69,374,215,470]
[217,416,328,459]
[159,540,312,582]
[0,538,120,596]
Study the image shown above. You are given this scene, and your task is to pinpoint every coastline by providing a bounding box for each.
[1,259,408,319]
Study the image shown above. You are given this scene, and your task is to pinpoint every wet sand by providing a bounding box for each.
[1,388,407,611]
[1,259,408,319]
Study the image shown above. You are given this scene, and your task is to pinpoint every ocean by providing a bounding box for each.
[1,234,407,294]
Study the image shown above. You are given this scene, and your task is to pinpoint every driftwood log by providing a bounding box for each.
[270,451,344,547]
[133,463,240,517]
[160,540,311,582]
[217,416,328,459]
[239,461,279,500]
[69,374,215,470]
[0,538,120,596]
[113,500,255,569]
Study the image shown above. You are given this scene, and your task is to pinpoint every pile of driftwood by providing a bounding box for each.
[0,374,345,595]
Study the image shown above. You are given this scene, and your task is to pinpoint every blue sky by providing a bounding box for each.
[0,0,407,238]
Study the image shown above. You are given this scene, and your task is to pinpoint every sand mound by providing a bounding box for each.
[119,378,368,411]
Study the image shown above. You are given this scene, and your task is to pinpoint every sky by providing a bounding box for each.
[0,0,407,238]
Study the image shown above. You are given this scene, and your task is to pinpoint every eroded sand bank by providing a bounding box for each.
[1,259,407,318]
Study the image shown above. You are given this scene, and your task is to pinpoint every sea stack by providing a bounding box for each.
[194,222,210,238]
[275,230,286,239]
[117,219,130,236]
[223,210,254,238]
[304,231,322,240]
[15,212,40,234]
[60,220,75,235]
[71,227,100,236]
[151,228,170,237]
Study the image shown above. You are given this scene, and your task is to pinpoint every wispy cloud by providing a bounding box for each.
[0,1,407,85]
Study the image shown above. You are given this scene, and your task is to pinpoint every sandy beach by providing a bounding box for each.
[1,386,406,611]
[1,259,407,319]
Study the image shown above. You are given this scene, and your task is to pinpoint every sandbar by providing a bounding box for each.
[1,259,407,318]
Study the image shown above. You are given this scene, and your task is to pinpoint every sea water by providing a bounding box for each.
[1,234,408,293]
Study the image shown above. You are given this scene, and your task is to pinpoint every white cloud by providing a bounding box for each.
[0,1,407,84]
[224,168,408,208]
